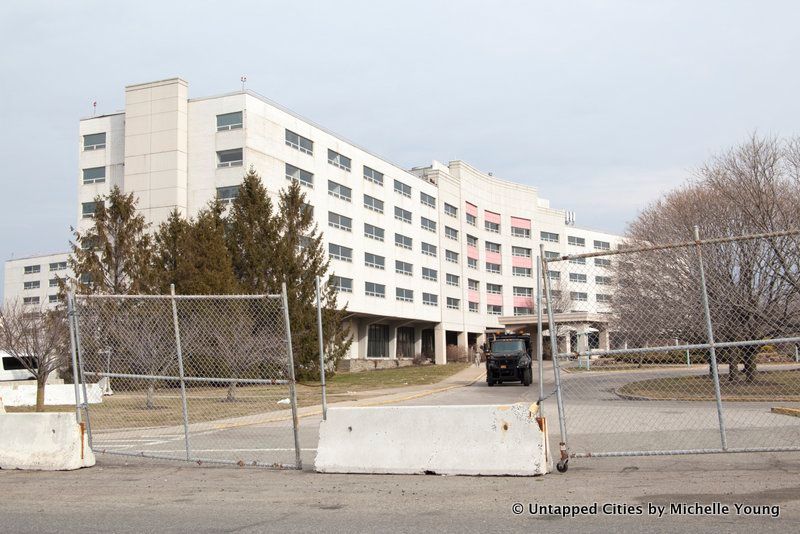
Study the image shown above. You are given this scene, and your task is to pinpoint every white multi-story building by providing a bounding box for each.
[3,253,70,308]
[5,77,622,364]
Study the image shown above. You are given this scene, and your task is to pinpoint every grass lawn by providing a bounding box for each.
[6,363,470,429]
[617,369,800,401]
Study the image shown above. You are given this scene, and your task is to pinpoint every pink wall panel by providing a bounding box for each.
[513,296,534,307]
[486,293,503,306]
[465,202,478,216]
[467,245,479,259]
[510,216,531,229]
[468,290,480,303]
[484,210,501,224]
[512,256,532,268]
[485,251,502,264]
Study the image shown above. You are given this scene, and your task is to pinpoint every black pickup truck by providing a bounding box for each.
[484,334,532,387]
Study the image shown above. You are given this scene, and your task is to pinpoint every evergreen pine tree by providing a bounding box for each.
[178,200,237,294]
[275,180,352,379]
[151,208,191,292]
[69,186,153,294]
[225,167,279,292]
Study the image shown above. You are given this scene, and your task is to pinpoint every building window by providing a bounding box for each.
[363,194,384,214]
[216,111,243,131]
[395,233,412,250]
[24,265,40,275]
[596,293,612,303]
[397,327,415,358]
[394,179,411,198]
[216,186,239,204]
[421,192,436,208]
[423,293,438,306]
[570,257,587,265]
[49,262,67,271]
[82,166,105,184]
[332,276,353,293]
[487,283,502,294]
[446,273,460,287]
[514,307,533,316]
[82,201,98,218]
[365,282,386,298]
[469,301,479,313]
[422,267,438,282]
[595,275,612,286]
[364,223,385,242]
[83,132,106,150]
[571,291,588,302]
[217,148,243,167]
[485,242,501,253]
[544,250,560,260]
[511,226,531,238]
[445,250,459,264]
[594,240,611,251]
[363,166,384,185]
[568,236,586,247]
[286,163,314,187]
[328,211,352,232]
[468,279,479,291]
[365,252,385,270]
[49,295,60,304]
[446,297,460,310]
[395,260,413,276]
[548,270,561,281]
[541,231,559,243]
[421,242,437,257]
[513,286,533,297]
[328,149,351,171]
[486,262,501,274]
[512,246,531,257]
[328,243,352,262]
[485,220,500,233]
[444,203,458,217]
[467,257,478,269]
[285,129,313,154]
[513,267,532,277]
[466,213,477,226]
[467,234,478,247]
[49,278,59,288]
[367,324,390,358]
[328,180,351,201]
[595,257,612,267]
[394,206,412,224]
[445,226,458,240]
[23,296,40,305]
[24,281,40,290]
[487,304,502,316]
[396,287,414,302]
[421,217,437,232]
[570,273,587,283]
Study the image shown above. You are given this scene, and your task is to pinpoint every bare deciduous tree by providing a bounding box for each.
[0,300,69,411]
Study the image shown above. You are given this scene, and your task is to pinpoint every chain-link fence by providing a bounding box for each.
[67,285,301,469]
[539,228,800,469]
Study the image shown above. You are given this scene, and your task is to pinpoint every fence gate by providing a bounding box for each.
[67,285,302,469]
[537,228,800,469]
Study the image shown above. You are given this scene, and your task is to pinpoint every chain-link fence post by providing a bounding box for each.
[66,291,83,424]
[169,284,192,461]
[315,276,328,421]
[540,245,569,472]
[281,282,302,469]
[70,291,93,447]
[535,259,545,405]
[693,225,728,451]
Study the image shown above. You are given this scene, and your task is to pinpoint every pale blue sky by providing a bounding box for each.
[2,1,799,296]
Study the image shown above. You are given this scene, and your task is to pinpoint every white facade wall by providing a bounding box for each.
[3,253,70,309]
[18,76,623,361]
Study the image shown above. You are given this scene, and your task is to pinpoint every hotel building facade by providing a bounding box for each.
[4,77,621,364]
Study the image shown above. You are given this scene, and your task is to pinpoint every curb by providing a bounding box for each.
[771,407,800,417]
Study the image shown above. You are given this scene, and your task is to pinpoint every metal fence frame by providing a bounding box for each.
[538,227,800,471]
[67,282,303,469]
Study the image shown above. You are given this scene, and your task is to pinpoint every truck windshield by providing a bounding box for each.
[491,340,526,354]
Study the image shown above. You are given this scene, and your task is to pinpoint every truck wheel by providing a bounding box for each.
[487,379,495,387]
[522,368,532,386]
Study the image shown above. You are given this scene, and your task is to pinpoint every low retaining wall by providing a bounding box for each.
[0,413,95,470]
[0,382,104,407]
[336,358,417,373]
[316,403,549,476]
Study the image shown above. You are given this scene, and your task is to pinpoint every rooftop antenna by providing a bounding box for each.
[240,75,247,92]
[92,101,97,116]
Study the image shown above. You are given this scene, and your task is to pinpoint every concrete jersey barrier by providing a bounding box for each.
[0,381,105,407]
[315,403,549,476]
[0,413,95,470]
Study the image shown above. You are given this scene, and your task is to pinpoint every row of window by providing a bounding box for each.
[546,272,613,285]
[22,295,61,305]
[22,262,66,275]
[23,278,63,290]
